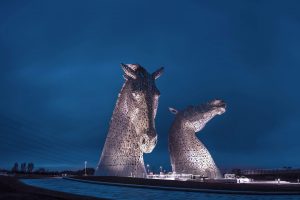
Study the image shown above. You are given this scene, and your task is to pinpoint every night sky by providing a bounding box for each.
[1,0,300,172]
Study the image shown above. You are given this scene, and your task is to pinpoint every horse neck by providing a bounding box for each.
[170,117,198,144]
[108,81,139,146]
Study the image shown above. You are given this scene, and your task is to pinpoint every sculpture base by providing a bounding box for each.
[64,176,300,195]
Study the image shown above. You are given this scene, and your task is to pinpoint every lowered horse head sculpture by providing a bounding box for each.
[95,63,163,177]
[168,99,226,179]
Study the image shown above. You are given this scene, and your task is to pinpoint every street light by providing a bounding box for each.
[146,164,150,174]
[84,161,87,176]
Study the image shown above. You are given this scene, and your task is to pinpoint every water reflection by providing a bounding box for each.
[21,178,300,200]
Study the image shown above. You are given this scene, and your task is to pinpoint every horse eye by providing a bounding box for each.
[132,92,142,99]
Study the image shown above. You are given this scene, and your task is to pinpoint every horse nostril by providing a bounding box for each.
[142,138,146,144]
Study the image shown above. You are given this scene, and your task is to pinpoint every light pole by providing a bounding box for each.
[146,164,150,174]
[84,161,87,176]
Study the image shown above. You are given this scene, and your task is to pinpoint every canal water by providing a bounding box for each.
[21,178,300,200]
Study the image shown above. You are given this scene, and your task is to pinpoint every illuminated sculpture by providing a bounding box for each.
[168,100,226,179]
[95,64,163,177]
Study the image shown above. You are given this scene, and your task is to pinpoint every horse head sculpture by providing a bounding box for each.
[95,63,163,177]
[168,99,226,178]
[173,99,226,133]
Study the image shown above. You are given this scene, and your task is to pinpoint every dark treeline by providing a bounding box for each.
[11,162,34,173]
[0,162,95,176]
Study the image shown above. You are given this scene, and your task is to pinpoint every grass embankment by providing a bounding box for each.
[0,175,107,200]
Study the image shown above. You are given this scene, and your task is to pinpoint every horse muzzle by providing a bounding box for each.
[140,133,157,153]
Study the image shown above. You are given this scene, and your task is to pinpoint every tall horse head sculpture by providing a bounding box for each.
[95,63,163,177]
[168,99,226,179]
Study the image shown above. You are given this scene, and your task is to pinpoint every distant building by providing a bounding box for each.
[241,168,300,182]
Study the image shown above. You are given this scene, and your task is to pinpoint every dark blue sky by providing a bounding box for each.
[1,0,300,171]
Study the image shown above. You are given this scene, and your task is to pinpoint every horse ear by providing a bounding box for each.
[169,107,178,115]
[152,67,164,80]
[121,63,137,79]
